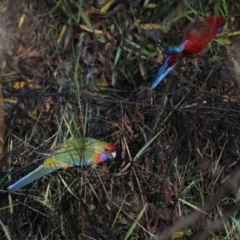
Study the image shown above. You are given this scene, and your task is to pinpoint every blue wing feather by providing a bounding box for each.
[167,40,187,54]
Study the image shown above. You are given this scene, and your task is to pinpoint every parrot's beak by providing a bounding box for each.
[111,152,116,158]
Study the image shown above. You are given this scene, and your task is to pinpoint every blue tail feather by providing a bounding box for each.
[7,166,58,192]
[150,57,178,90]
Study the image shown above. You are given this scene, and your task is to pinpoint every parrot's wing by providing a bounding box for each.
[53,138,95,166]
[167,40,188,54]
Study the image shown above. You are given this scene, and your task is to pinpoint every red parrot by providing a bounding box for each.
[150,16,226,90]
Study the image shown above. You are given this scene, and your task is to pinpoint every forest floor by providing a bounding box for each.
[1,0,240,239]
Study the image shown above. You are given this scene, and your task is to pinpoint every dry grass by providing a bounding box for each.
[0,0,240,239]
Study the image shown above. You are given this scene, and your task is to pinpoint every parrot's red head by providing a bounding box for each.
[106,143,117,153]
[205,16,226,34]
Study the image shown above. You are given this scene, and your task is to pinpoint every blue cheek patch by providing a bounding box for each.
[217,26,223,33]
[99,153,112,162]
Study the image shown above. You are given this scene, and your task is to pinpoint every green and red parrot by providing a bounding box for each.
[150,16,226,90]
[8,138,116,192]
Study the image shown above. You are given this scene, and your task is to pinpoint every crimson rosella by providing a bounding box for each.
[150,16,226,90]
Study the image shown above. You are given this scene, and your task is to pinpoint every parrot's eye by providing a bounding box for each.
[105,148,109,152]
